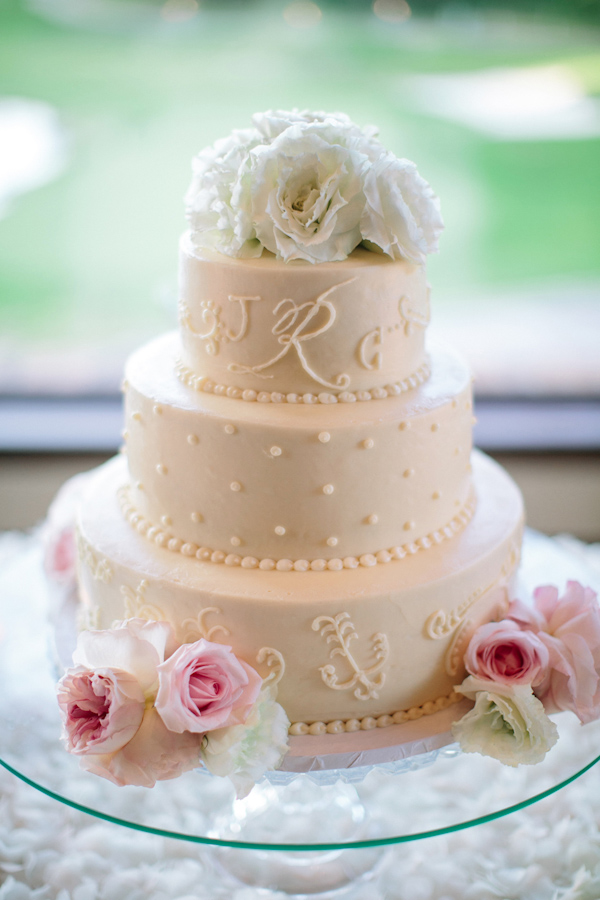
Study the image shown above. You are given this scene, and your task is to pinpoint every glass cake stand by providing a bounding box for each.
[1,529,600,897]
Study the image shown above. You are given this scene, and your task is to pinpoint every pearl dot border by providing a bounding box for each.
[175,357,431,404]
[118,485,477,572]
[288,690,463,735]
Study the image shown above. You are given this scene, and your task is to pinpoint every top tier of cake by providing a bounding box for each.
[178,233,430,398]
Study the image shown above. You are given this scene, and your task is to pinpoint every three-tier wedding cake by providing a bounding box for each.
[57,111,531,791]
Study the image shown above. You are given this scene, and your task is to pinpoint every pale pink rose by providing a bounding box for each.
[155,639,262,734]
[465,619,549,686]
[43,471,94,586]
[45,526,77,584]
[57,665,145,755]
[79,707,203,787]
[509,581,600,724]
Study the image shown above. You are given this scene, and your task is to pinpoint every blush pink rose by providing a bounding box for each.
[45,526,77,584]
[155,639,262,734]
[465,619,549,686]
[79,707,203,788]
[57,666,145,755]
[509,581,600,724]
[43,470,94,586]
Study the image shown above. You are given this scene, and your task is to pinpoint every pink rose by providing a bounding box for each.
[57,618,176,758]
[43,471,94,586]
[45,526,77,584]
[155,639,262,734]
[465,619,549,686]
[79,707,203,788]
[57,666,145,755]
[509,581,600,724]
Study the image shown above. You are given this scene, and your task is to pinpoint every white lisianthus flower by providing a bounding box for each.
[452,675,559,766]
[252,108,378,144]
[185,127,263,258]
[243,123,369,264]
[200,687,290,798]
[184,110,444,264]
[361,152,444,264]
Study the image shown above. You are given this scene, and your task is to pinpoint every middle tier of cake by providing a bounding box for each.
[122,333,474,564]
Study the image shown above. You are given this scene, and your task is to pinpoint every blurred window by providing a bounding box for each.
[1,0,599,417]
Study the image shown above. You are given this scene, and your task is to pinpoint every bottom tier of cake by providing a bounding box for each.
[75,450,523,731]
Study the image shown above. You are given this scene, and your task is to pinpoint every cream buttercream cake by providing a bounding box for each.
[74,110,524,743]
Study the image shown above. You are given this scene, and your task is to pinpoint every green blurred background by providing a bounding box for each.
[1,0,599,394]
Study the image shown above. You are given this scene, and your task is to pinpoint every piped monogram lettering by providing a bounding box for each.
[228,279,356,389]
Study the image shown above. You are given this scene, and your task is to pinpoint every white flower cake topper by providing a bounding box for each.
[185,109,443,265]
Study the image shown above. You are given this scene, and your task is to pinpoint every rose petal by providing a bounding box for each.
[57,666,145,756]
[73,619,173,694]
[79,707,202,788]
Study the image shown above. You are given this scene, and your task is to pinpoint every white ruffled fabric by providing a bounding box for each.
[1,530,600,900]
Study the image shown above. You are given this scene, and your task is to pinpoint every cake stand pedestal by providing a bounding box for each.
[1,529,600,897]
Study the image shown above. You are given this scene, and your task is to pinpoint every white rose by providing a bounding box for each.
[200,687,290,797]
[361,152,444,264]
[452,675,559,766]
[185,127,263,258]
[244,122,370,264]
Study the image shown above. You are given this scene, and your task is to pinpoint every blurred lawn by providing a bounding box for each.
[0,0,599,387]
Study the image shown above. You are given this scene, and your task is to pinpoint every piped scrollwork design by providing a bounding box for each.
[120,580,167,623]
[256,647,285,686]
[179,295,261,356]
[425,589,484,640]
[228,280,355,389]
[79,605,100,632]
[425,537,522,643]
[312,612,389,701]
[181,607,230,644]
[76,532,113,584]
[398,288,430,336]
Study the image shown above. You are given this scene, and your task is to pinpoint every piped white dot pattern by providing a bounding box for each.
[117,487,477,572]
